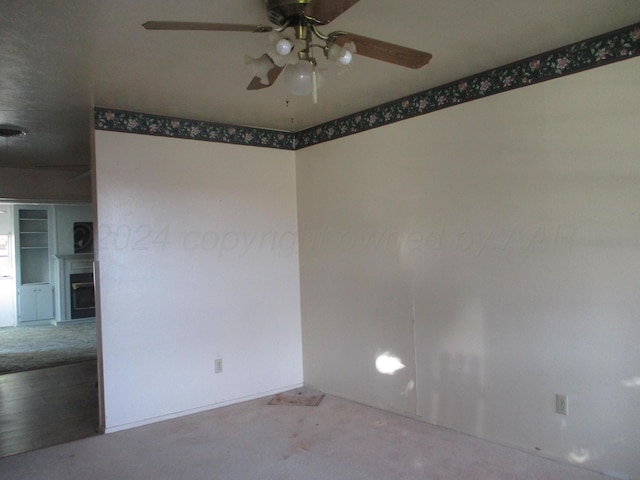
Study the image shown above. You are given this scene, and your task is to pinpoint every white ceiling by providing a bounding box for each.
[0,0,639,170]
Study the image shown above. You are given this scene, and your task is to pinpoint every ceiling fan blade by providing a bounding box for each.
[334,33,432,69]
[142,21,272,33]
[247,65,285,90]
[304,0,360,23]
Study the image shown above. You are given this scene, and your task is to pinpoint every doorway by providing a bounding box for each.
[0,202,100,457]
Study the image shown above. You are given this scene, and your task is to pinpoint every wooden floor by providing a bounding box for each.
[0,361,99,458]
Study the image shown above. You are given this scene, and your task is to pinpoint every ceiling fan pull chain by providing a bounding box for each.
[312,68,318,104]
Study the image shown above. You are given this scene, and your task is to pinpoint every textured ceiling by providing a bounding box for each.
[0,0,639,172]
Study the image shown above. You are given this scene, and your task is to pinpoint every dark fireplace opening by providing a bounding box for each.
[70,272,95,319]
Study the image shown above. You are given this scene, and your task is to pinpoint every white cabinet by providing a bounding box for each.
[19,284,54,322]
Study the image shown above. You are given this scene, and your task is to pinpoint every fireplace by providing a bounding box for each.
[54,254,95,323]
[70,272,95,319]
[56,253,96,324]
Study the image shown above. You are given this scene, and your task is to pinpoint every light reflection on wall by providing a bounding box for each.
[375,352,406,375]
[567,447,591,464]
[621,376,640,388]
[402,380,415,396]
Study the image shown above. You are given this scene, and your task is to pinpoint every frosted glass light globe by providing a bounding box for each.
[283,61,314,96]
[275,38,293,56]
[338,49,353,65]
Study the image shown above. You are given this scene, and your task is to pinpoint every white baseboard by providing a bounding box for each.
[103,382,304,434]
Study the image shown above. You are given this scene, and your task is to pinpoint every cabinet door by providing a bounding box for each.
[36,284,54,320]
[19,285,38,322]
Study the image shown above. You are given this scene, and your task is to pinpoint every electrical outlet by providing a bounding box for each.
[215,358,223,374]
[555,394,568,415]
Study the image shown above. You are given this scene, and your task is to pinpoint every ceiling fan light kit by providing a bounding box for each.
[284,58,316,96]
[275,37,293,56]
[143,0,432,103]
[267,28,305,67]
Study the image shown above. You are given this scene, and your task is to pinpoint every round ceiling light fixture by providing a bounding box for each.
[0,125,28,138]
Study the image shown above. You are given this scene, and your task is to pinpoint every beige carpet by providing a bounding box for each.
[0,323,96,374]
[0,392,610,480]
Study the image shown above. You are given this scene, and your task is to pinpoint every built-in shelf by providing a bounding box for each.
[16,207,54,323]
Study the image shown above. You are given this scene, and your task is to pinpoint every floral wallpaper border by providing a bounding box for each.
[94,108,296,150]
[95,23,639,151]
[295,22,640,148]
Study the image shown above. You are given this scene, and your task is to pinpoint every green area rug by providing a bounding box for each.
[0,323,96,375]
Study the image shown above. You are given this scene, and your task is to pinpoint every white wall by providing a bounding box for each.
[296,57,640,479]
[94,132,303,431]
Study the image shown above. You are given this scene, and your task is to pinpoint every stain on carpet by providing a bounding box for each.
[268,387,324,406]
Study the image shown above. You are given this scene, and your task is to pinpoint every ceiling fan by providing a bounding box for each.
[143,0,432,102]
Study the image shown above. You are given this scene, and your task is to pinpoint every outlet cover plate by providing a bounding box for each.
[556,394,568,415]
